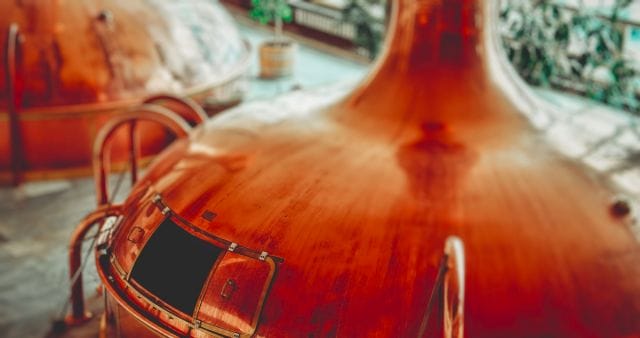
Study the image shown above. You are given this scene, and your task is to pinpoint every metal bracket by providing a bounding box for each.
[259,251,268,261]
[228,243,238,252]
[152,194,172,216]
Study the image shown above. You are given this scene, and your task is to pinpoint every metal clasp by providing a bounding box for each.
[259,251,268,261]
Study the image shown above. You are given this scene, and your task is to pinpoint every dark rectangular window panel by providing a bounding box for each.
[130,217,223,315]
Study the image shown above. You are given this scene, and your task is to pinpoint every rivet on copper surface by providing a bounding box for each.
[96,10,114,26]
[610,198,632,218]
[202,210,217,221]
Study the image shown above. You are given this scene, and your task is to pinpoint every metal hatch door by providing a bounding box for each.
[195,250,277,337]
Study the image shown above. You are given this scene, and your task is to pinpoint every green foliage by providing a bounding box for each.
[501,0,639,113]
[342,0,386,60]
[250,0,292,26]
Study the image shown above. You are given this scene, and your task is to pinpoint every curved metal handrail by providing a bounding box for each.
[66,204,123,325]
[417,235,466,338]
[143,93,208,125]
[443,236,465,338]
[93,104,192,206]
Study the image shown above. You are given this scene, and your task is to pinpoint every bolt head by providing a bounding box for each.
[610,198,632,218]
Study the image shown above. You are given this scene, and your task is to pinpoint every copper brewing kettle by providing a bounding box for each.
[67,0,640,337]
[0,0,250,185]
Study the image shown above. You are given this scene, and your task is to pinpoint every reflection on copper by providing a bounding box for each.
[0,0,250,185]
[70,0,640,337]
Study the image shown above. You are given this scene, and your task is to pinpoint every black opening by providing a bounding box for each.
[130,218,223,315]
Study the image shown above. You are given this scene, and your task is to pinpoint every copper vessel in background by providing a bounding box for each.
[68,0,640,337]
[0,0,250,185]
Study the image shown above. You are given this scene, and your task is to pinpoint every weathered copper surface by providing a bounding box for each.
[0,0,249,184]
[87,0,640,337]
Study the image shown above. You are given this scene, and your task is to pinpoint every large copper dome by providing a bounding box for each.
[67,0,640,337]
[0,0,250,184]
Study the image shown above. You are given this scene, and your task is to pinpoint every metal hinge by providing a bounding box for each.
[259,251,268,261]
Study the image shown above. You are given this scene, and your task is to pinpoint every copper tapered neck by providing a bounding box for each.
[342,0,516,131]
[385,0,483,73]
[368,0,495,85]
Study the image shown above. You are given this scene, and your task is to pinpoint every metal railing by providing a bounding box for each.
[417,236,465,338]
[66,96,201,325]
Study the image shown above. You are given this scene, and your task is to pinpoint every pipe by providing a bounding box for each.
[5,23,23,186]
[93,104,192,206]
[66,205,123,325]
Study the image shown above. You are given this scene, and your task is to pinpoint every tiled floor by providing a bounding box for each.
[0,177,101,338]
